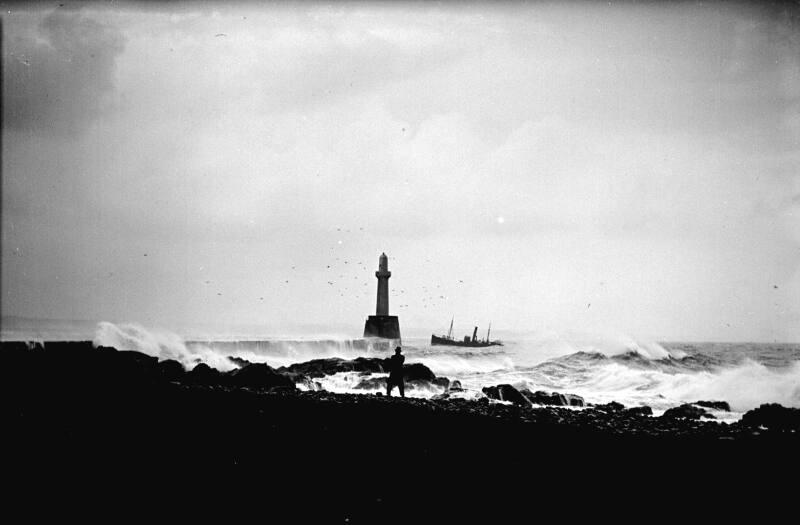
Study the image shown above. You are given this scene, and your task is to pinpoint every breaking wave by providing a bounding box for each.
[90,322,800,416]
[93,321,237,371]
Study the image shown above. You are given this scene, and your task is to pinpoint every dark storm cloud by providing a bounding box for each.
[3,9,126,135]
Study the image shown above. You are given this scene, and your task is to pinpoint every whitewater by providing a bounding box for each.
[82,321,800,421]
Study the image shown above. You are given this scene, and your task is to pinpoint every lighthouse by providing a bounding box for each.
[375,252,390,315]
[363,252,401,339]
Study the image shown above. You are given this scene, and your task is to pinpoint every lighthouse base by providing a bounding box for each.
[363,315,401,340]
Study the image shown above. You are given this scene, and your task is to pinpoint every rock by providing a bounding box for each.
[277,357,387,378]
[594,401,625,413]
[227,363,295,390]
[625,406,653,417]
[403,363,437,382]
[186,362,223,385]
[449,380,464,392]
[354,375,450,392]
[157,359,185,382]
[294,375,323,391]
[269,385,297,394]
[228,356,254,367]
[520,389,585,407]
[741,403,800,432]
[278,356,440,384]
[354,377,387,390]
[694,400,731,412]
[662,404,711,420]
[482,384,531,406]
[432,377,450,390]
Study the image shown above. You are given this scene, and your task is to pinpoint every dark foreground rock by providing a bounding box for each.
[520,388,585,407]
[2,340,797,518]
[741,403,800,432]
[695,400,731,412]
[482,383,585,407]
[277,356,449,391]
[662,403,714,420]
[228,362,296,390]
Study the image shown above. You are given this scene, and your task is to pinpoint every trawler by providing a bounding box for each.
[430,318,502,347]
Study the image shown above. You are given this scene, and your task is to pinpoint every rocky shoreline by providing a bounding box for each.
[3,340,799,439]
[3,340,798,518]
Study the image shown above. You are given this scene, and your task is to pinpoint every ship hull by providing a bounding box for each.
[430,335,502,347]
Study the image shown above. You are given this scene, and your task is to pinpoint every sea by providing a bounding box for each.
[4,320,799,422]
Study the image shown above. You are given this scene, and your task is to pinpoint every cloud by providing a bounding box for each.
[3,9,126,135]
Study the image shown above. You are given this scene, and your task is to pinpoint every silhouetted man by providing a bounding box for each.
[386,346,405,397]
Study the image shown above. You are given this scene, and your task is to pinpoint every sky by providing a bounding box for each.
[2,1,799,342]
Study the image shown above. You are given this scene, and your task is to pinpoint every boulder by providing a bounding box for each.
[228,356,254,367]
[482,384,531,406]
[594,401,625,413]
[662,404,712,420]
[741,403,800,432]
[625,406,653,417]
[354,377,387,390]
[227,363,295,390]
[694,400,731,412]
[402,363,436,382]
[277,357,386,378]
[186,362,223,385]
[449,380,464,392]
[157,359,186,382]
[520,389,585,407]
[432,377,450,390]
[354,374,450,392]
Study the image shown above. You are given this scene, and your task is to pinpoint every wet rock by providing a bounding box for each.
[432,377,450,390]
[354,374,450,392]
[354,377,387,390]
[662,404,711,420]
[228,356,254,367]
[403,363,436,382]
[741,403,800,432]
[228,363,296,390]
[594,402,625,413]
[277,357,387,378]
[157,359,185,382]
[519,389,585,407]
[694,400,731,412]
[449,380,464,392]
[625,406,653,417]
[187,362,223,385]
[482,384,531,406]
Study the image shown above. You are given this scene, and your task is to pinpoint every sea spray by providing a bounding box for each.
[668,359,800,412]
[89,322,800,418]
[93,322,237,371]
